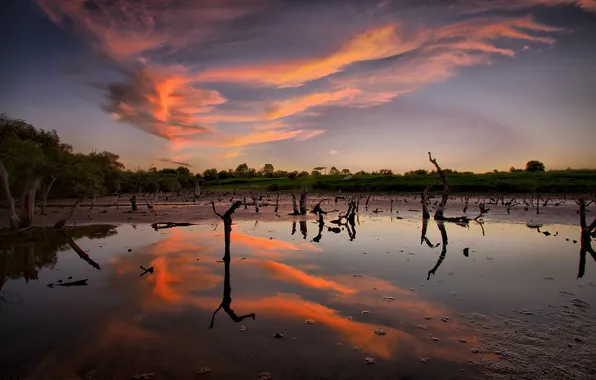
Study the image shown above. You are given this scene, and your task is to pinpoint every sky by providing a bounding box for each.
[1,0,595,173]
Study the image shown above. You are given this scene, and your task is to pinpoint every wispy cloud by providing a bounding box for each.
[329,150,339,155]
[36,0,588,166]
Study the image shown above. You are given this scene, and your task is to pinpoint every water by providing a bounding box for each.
[1,216,594,379]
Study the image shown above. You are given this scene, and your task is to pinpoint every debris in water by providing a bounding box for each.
[459,338,467,343]
[345,316,353,321]
[574,337,585,343]
[542,231,551,236]
[559,291,574,296]
[383,296,395,301]
[471,348,480,353]
[486,256,494,260]
[240,326,246,332]
[196,368,212,375]
[463,248,469,257]
[420,358,429,363]
[140,265,154,276]
[258,372,271,380]
[571,299,590,309]
[409,252,415,255]
[374,329,386,336]
[513,309,535,315]
[431,337,439,341]
[353,274,362,278]
[408,287,415,291]
[305,319,315,324]
[416,325,427,330]
[364,357,375,364]
[361,310,370,315]
[544,276,555,280]
[128,248,132,252]
[274,333,283,339]
[441,317,450,322]
[424,316,433,320]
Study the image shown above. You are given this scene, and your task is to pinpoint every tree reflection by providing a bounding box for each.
[427,222,448,280]
[577,199,596,278]
[209,201,256,329]
[0,225,117,286]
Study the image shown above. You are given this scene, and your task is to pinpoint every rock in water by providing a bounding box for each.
[197,367,212,375]
[131,374,154,380]
[364,357,375,364]
[374,328,387,336]
[304,319,315,324]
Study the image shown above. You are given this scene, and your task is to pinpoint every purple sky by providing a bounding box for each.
[2,0,596,173]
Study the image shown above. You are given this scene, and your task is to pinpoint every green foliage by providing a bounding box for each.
[329,166,340,175]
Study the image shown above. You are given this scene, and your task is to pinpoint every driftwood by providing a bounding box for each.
[151,222,196,230]
[53,197,84,229]
[210,200,255,328]
[0,160,19,230]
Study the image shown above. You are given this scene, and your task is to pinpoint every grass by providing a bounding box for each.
[204,170,596,194]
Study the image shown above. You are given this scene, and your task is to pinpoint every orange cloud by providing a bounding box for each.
[265,88,361,119]
[258,261,357,294]
[195,24,424,88]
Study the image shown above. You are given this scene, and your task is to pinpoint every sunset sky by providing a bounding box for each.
[2,0,595,173]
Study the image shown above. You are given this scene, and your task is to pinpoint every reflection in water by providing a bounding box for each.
[210,201,256,328]
[427,222,449,280]
[0,225,117,286]
[299,220,308,240]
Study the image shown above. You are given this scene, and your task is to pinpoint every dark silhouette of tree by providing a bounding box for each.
[525,160,545,172]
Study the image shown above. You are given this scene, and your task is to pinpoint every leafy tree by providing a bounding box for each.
[235,163,249,177]
[355,170,368,175]
[340,169,351,175]
[203,168,218,181]
[311,170,321,177]
[261,163,275,177]
[329,167,340,175]
[525,160,545,172]
[379,168,393,175]
[298,171,309,177]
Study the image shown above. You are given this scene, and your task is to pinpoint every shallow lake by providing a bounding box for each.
[1,214,595,379]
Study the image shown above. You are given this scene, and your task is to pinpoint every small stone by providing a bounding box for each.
[374,328,386,336]
[128,249,132,252]
[305,319,315,324]
[196,368,211,375]
[440,317,450,322]
[420,358,428,363]
[408,287,415,291]
[424,316,433,320]
[416,325,427,330]
[345,316,353,321]
[431,337,439,341]
[361,310,370,315]
[364,357,375,364]
[486,256,494,260]
[471,348,480,353]
[240,325,246,332]
[274,333,283,339]
[353,274,362,278]
[258,372,271,380]
[574,337,585,343]
[409,252,415,255]
[459,338,466,343]
[383,296,395,301]
[337,343,342,346]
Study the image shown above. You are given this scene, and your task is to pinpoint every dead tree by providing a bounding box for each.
[420,218,438,248]
[0,161,20,230]
[462,195,471,213]
[53,197,84,229]
[274,193,279,213]
[577,199,596,278]
[130,194,138,211]
[474,203,489,220]
[421,182,433,220]
[210,200,255,328]
[310,199,329,215]
[427,152,468,225]
[299,188,308,215]
[288,193,300,215]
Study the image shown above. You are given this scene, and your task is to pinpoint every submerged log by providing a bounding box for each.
[67,237,101,270]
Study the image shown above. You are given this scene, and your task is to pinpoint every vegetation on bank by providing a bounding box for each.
[1,114,595,200]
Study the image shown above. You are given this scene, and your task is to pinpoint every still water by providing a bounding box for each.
[1,215,594,379]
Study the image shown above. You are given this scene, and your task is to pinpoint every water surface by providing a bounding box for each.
[1,215,594,379]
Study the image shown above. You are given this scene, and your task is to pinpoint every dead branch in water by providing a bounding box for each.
[130,194,137,211]
[0,160,19,230]
[299,188,308,215]
[427,152,469,225]
[474,203,489,221]
[53,197,84,229]
[151,222,196,230]
[210,200,254,328]
[310,198,329,215]
[421,182,433,220]
[67,236,101,270]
